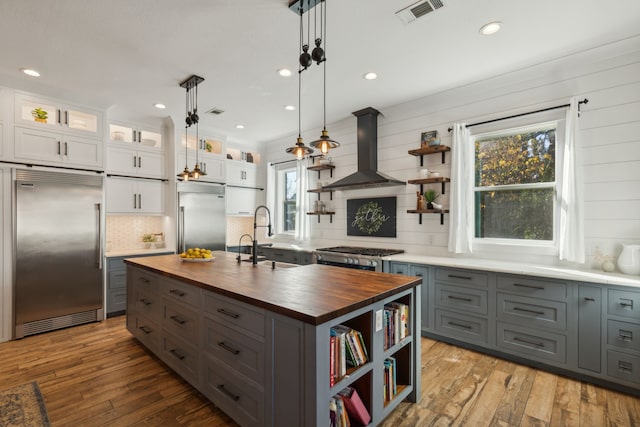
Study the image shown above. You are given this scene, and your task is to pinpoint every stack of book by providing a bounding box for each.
[383,357,397,404]
[329,386,371,426]
[330,325,369,386]
[383,302,409,350]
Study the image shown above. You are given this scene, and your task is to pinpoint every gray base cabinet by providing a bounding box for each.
[256,246,313,265]
[126,265,421,426]
[387,260,640,394]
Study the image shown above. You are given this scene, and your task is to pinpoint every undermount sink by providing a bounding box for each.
[239,257,299,269]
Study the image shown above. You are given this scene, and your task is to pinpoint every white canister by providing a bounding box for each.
[617,244,640,275]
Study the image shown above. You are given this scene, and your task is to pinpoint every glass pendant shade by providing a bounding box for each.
[310,128,340,155]
[286,136,314,159]
[178,166,191,181]
[189,162,205,180]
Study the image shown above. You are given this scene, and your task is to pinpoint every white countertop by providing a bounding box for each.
[385,253,640,288]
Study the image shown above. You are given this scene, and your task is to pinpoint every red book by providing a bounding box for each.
[338,386,371,425]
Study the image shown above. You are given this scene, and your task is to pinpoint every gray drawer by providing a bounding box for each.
[607,320,640,352]
[434,309,488,345]
[299,251,313,265]
[133,287,162,322]
[128,267,163,294]
[161,332,199,384]
[203,356,265,427]
[107,257,126,270]
[497,322,566,364]
[203,317,265,385]
[108,269,127,290]
[435,268,488,288]
[608,289,640,319]
[497,293,567,331]
[607,350,640,385]
[497,275,567,300]
[162,277,201,309]
[204,291,265,339]
[108,289,126,313]
[130,315,161,354]
[435,284,488,315]
[163,300,199,344]
[389,262,409,275]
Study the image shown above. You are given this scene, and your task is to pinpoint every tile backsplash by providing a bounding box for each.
[106,215,166,251]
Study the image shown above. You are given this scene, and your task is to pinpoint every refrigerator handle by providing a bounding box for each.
[96,203,103,269]
[178,206,185,253]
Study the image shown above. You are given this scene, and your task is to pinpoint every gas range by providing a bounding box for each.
[313,246,404,272]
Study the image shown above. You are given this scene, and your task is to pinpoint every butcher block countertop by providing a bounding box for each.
[124,251,421,325]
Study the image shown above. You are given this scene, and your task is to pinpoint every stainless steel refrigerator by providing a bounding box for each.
[14,169,104,338]
[177,181,226,252]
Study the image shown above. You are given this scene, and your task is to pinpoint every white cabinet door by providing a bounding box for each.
[0,122,4,158]
[64,134,103,169]
[177,151,224,183]
[106,145,164,179]
[226,160,258,187]
[109,122,163,151]
[226,187,261,216]
[14,126,62,164]
[106,177,165,214]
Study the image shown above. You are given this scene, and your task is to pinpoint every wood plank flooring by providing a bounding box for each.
[0,317,638,426]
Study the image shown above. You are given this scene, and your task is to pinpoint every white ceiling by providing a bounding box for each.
[1,0,639,145]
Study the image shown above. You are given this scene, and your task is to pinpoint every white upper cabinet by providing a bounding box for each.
[106,145,165,179]
[15,93,102,138]
[109,122,162,151]
[226,160,258,187]
[177,132,225,183]
[106,177,165,214]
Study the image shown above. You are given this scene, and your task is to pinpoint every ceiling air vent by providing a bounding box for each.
[206,107,225,115]
[396,0,444,24]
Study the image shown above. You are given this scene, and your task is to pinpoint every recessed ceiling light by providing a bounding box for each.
[363,72,378,80]
[154,103,166,109]
[479,21,502,35]
[20,68,40,77]
[277,68,292,77]
[284,105,296,111]
[236,124,245,129]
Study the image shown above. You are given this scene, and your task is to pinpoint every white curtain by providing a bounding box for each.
[266,163,276,220]
[294,159,310,241]
[448,123,474,254]
[558,97,585,263]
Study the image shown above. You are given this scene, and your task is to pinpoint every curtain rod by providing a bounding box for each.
[448,98,589,132]
[270,154,324,167]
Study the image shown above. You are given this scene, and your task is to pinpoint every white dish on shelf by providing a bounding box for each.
[181,257,215,263]
[141,138,156,146]
[430,172,441,177]
[112,131,125,141]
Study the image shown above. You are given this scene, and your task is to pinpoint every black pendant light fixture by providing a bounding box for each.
[286,2,314,159]
[177,74,206,180]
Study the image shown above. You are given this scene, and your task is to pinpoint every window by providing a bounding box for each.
[275,166,297,234]
[472,121,560,246]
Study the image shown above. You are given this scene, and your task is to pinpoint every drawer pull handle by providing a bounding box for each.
[448,321,472,330]
[618,361,633,373]
[169,349,185,360]
[618,330,633,342]
[447,295,473,303]
[139,298,152,306]
[217,384,240,402]
[139,326,152,334]
[513,336,544,347]
[448,274,471,280]
[513,307,545,316]
[218,341,241,355]
[217,308,240,319]
[138,277,150,283]
[170,315,186,325]
[513,283,545,290]
[619,299,634,309]
[584,297,596,302]
[169,289,186,297]
[415,273,423,277]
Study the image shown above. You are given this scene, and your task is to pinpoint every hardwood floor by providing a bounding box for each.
[0,317,638,426]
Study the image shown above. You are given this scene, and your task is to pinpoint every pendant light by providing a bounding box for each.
[286,3,314,159]
[178,75,206,180]
[310,0,340,155]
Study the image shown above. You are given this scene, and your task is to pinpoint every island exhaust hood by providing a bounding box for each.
[323,107,405,190]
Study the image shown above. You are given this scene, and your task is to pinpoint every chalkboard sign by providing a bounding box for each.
[347,197,397,237]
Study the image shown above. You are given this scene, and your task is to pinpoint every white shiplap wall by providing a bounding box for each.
[266,36,640,268]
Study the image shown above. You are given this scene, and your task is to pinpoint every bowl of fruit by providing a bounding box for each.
[179,247,214,262]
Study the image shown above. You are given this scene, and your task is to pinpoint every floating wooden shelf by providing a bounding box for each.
[307,164,335,178]
[307,188,334,200]
[407,209,449,225]
[408,145,450,166]
[306,211,335,223]
[407,177,450,194]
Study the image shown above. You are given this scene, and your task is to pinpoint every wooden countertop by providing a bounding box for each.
[125,251,421,325]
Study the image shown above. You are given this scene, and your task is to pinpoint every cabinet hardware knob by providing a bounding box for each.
[217,308,240,319]
[513,336,544,347]
[170,315,186,325]
[513,283,545,290]
[448,274,471,280]
[169,289,186,297]
[584,297,596,302]
[217,384,240,401]
[139,326,152,334]
[447,321,472,330]
[447,295,473,303]
[513,307,545,316]
[218,341,240,355]
[169,348,185,360]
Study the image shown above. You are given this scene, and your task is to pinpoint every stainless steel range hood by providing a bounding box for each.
[323,107,405,191]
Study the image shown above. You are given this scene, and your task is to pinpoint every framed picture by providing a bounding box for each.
[421,130,437,147]
[347,197,397,237]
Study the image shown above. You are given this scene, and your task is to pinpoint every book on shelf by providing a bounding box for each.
[329,395,351,427]
[330,324,369,384]
[383,357,397,403]
[337,386,371,425]
[383,302,409,349]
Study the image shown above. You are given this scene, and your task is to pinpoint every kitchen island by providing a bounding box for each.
[125,251,421,427]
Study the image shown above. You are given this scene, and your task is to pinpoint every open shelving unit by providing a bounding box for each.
[407,144,451,225]
[307,211,335,223]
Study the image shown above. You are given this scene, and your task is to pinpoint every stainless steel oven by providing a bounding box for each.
[312,247,404,272]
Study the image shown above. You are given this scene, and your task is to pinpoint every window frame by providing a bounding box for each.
[470,119,566,256]
[274,165,297,236]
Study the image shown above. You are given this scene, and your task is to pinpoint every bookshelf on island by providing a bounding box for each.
[125,252,421,426]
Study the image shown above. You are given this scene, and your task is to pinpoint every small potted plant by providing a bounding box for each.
[31,107,48,123]
[142,233,157,249]
[423,189,440,210]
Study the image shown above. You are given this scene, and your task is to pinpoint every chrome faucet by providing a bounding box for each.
[236,233,254,263]
[253,205,273,265]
